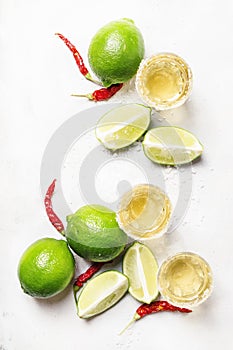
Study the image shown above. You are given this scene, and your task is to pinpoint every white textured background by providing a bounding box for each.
[1,0,233,349]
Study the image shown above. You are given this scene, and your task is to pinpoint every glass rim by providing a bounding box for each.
[116,183,172,241]
[157,251,213,308]
[135,52,193,111]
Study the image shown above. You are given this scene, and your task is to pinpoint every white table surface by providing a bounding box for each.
[1,0,233,349]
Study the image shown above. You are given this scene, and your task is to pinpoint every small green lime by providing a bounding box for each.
[66,205,128,262]
[88,18,145,87]
[18,238,75,298]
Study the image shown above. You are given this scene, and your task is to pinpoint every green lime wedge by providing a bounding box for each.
[95,104,151,151]
[142,126,203,165]
[77,270,129,318]
[123,242,159,304]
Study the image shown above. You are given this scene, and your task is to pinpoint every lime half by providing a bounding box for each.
[95,104,151,151]
[77,270,129,318]
[123,242,159,304]
[143,126,203,165]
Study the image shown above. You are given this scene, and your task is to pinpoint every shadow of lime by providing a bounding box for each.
[34,282,73,305]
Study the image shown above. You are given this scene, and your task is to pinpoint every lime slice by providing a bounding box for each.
[95,103,151,150]
[77,270,129,318]
[123,242,159,304]
[143,126,203,165]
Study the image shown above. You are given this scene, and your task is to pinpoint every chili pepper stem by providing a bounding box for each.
[119,313,140,335]
[71,93,94,100]
[59,229,66,237]
[85,72,103,86]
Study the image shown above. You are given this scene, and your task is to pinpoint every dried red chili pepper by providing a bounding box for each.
[120,300,192,334]
[55,33,100,85]
[74,262,105,289]
[71,83,123,101]
[136,300,192,318]
[44,179,65,235]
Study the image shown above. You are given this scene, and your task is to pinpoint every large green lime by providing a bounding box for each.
[66,205,128,262]
[88,18,145,87]
[18,238,75,298]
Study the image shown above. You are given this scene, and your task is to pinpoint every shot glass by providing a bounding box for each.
[136,53,193,111]
[116,184,171,241]
[158,252,213,308]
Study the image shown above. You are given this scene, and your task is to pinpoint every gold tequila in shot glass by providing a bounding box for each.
[136,53,193,110]
[116,184,171,240]
[158,252,213,308]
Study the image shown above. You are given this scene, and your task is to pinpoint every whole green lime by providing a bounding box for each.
[18,238,75,298]
[88,18,145,87]
[66,205,128,262]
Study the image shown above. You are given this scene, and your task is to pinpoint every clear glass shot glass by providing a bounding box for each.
[116,184,171,241]
[158,252,213,308]
[136,53,193,111]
